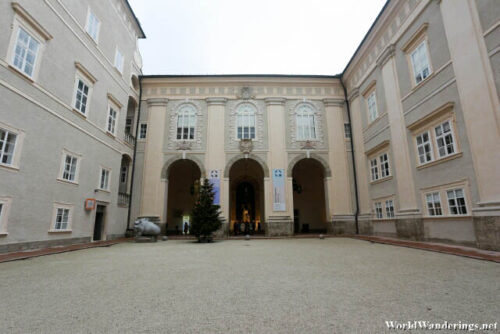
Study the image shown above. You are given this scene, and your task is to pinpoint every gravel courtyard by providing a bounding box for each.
[0,238,498,333]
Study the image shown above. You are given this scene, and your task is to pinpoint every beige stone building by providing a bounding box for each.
[132,0,500,250]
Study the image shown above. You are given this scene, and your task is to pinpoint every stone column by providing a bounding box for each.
[205,97,228,236]
[440,0,500,250]
[348,88,372,234]
[140,98,168,221]
[324,98,354,233]
[264,98,293,236]
[378,45,422,240]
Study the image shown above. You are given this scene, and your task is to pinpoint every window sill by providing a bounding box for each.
[411,71,434,92]
[56,178,79,186]
[423,215,471,220]
[72,108,88,119]
[0,163,20,172]
[372,218,396,222]
[0,232,8,237]
[417,152,462,170]
[95,189,110,194]
[370,175,393,185]
[7,64,35,83]
[48,229,72,234]
[106,131,116,138]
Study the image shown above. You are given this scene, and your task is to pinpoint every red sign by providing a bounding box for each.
[85,198,96,210]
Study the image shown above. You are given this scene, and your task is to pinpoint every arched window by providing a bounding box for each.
[296,104,316,140]
[176,105,196,140]
[236,103,256,139]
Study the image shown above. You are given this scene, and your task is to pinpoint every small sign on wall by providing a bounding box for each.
[85,198,96,211]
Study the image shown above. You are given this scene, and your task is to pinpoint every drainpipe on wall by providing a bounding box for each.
[340,78,360,235]
[126,76,143,235]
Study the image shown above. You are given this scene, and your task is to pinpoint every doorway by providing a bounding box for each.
[93,205,106,241]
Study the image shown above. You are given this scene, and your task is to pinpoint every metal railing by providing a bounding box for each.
[124,132,136,146]
[118,192,130,207]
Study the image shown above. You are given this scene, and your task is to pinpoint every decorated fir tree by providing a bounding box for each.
[191,178,222,242]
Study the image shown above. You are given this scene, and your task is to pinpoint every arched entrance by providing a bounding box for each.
[166,159,201,235]
[229,159,265,235]
[292,158,328,234]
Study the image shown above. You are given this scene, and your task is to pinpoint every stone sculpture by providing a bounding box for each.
[134,218,161,240]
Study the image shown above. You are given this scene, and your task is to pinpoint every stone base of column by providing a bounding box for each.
[264,216,293,236]
[395,212,424,241]
[330,214,356,235]
[473,215,500,251]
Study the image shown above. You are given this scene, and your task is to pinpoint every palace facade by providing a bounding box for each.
[1,0,499,252]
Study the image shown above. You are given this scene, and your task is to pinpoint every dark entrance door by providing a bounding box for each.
[93,205,105,241]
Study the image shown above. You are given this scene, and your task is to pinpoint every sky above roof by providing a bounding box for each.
[128,0,387,76]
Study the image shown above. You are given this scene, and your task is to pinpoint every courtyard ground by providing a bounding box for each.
[0,238,498,333]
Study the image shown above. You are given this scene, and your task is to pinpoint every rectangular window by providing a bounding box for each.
[367,91,378,122]
[62,154,78,182]
[416,131,433,164]
[435,121,455,158]
[139,123,147,139]
[125,118,132,134]
[74,79,90,115]
[99,168,110,191]
[176,112,196,140]
[114,49,124,73]
[447,188,467,215]
[425,192,442,216]
[12,27,39,77]
[375,202,383,219]
[54,208,70,230]
[379,153,390,178]
[0,203,3,230]
[0,128,17,166]
[411,42,431,84]
[385,200,395,218]
[344,123,351,139]
[120,165,127,183]
[370,158,379,181]
[237,114,256,140]
[86,11,100,42]
[107,106,118,135]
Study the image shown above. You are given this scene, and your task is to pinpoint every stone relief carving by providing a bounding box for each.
[286,100,327,150]
[237,87,255,99]
[166,100,206,151]
[226,100,266,151]
[239,139,253,154]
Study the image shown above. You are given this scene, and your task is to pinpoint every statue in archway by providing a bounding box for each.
[242,206,251,223]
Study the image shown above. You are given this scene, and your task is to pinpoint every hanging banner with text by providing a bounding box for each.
[209,170,221,205]
[272,169,286,211]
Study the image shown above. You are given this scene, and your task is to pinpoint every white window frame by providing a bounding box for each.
[434,120,456,159]
[410,41,432,85]
[236,103,257,140]
[374,202,383,219]
[176,105,197,141]
[344,123,351,139]
[0,197,12,235]
[58,149,81,184]
[425,192,443,216]
[125,118,133,134]
[385,199,395,218]
[379,153,391,178]
[295,104,317,141]
[114,48,124,73]
[421,181,470,217]
[106,102,119,136]
[139,123,147,140]
[416,130,433,165]
[120,165,128,184]
[98,167,111,192]
[373,197,396,220]
[0,122,24,171]
[0,128,18,167]
[72,73,93,117]
[85,8,101,43]
[446,188,468,216]
[49,203,73,232]
[367,91,378,122]
[370,158,379,182]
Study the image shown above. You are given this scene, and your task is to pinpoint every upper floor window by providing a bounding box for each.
[99,167,111,191]
[139,123,147,139]
[107,105,118,136]
[237,103,256,140]
[296,104,316,140]
[367,91,378,122]
[125,118,132,134]
[416,131,433,164]
[86,10,100,42]
[425,192,442,216]
[73,77,91,115]
[370,158,379,182]
[380,153,390,178]
[176,105,196,140]
[114,49,124,73]
[12,27,39,78]
[62,154,78,182]
[414,119,458,166]
[369,151,391,182]
[434,121,455,158]
[410,42,431,84]
[0,128,17,166]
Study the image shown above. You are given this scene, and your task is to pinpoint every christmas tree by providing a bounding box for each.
[190,178,222,242]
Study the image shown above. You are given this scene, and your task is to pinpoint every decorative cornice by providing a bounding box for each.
[401,23,429,52]
[74,62,97,84]
[146,98,168,107]
[205,97,227,106]
[265,97,286,106]
[376,44,396,68]
[347,87,360,102]
[107,93,123,108]
[12,2,53,40]
[323,98,344,107]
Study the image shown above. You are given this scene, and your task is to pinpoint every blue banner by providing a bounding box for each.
[272,169,286,211]
[209,170,221,205]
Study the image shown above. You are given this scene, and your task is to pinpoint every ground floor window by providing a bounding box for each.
[425,192,442,216]
[447,188,467,215]
[99,168,111,191]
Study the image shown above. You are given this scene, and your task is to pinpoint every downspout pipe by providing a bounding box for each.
[340,78,360,235]
[126,75,143,233]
